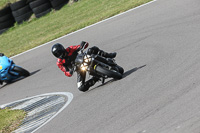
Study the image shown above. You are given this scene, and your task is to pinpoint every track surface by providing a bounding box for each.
[1,0,200,132]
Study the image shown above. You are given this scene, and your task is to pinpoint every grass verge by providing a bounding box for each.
[0,108,26,133]
[0,0,152,57]
[0,0,21,9]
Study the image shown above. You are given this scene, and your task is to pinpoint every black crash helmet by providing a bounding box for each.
[51,43,67,59]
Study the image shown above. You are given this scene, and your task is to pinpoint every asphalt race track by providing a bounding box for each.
[1,0,200,132]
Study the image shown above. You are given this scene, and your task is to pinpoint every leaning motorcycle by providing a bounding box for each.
[74,44,124,90]
[0,55,30,84]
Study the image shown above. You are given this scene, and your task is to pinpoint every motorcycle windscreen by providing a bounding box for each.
[75,54,84,65]
[0,56,12,71]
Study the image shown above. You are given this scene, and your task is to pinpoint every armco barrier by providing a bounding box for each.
[0,0,74,35]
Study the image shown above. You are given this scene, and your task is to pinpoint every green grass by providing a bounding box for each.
[0,0,152,57]
[0,108,26,133]
[0,0,20,9]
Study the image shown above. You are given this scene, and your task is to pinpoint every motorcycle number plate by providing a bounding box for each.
[0,66,2,70]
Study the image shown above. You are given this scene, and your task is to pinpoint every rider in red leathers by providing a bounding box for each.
[51,41,117,92]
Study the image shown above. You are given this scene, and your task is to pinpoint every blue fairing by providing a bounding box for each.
[0,56,11,69]
[0,56,20,82]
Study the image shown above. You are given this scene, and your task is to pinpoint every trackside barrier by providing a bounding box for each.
[0,0,78,35]
[0,6,15,34]
[10,0,33,24]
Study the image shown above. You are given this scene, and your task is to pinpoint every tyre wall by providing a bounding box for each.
[10,0,33,24]
[0,6,15,34]
[0,0,74,34]
[29,0,52,18]
[50,0,69,10]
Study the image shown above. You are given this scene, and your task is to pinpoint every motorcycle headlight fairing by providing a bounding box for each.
[81,64,88,71]
[84,55,91,63]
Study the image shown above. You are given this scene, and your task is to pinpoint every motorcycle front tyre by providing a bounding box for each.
[95,65,122,80]
[13,66,30,77]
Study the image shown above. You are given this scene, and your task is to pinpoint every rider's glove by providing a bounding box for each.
[69,69,73,75]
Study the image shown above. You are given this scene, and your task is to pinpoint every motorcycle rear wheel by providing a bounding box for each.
[95,65,122,79]
[13,66,30,77]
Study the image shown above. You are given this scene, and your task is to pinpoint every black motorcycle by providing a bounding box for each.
[74,44,124,84]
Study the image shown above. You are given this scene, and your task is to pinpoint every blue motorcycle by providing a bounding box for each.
[0,54,30,84]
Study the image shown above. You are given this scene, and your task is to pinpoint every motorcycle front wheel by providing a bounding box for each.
[95,65,122,79]
[13,66,30,77]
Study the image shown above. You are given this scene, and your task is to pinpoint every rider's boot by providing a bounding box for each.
[78,77,99,92]
[99,50,117,58]
[87,46,116,58]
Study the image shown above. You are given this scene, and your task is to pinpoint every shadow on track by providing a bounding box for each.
[88,65,146,91]
[0,69,41,89]
[122,65,146,78]
[30,69,41,76]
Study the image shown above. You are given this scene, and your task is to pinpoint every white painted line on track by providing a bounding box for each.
[27,97,64,117]
[0,92,73,133]
[11,0,157,59]
[12,97,46,110]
